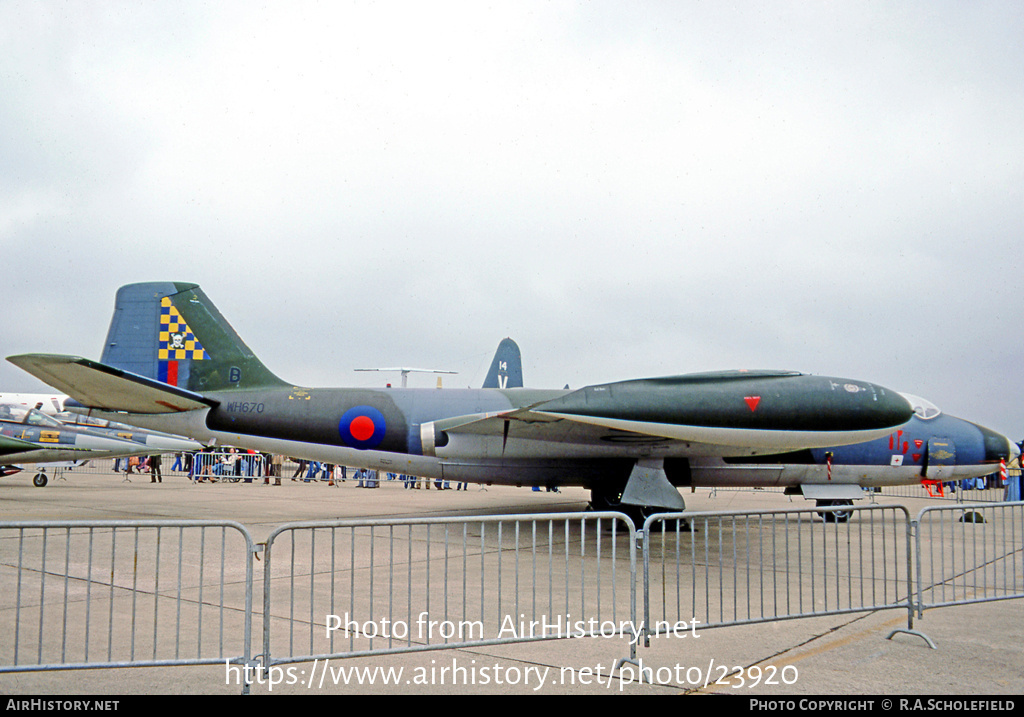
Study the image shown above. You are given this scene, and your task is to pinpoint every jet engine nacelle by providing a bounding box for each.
[420,422,449,457]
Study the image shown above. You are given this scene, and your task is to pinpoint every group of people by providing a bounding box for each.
[287,460,469,490]
[397,473,468,490]
[112,454,164,482]
[289,459,342,484]
[189,448,278,483]
[123,449,473,492]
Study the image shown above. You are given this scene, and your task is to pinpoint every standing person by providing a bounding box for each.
[1006,443,1023,502]
[305,460,320,482]
[149,454,162,483]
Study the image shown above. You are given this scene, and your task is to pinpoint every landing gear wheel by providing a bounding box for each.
[589,488,691,531]
[33,473,48,488]
[816,499,853,522]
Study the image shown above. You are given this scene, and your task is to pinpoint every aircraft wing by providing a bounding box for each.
[428,374,913,456]
[7,354,215,414]
[431,407,846,454]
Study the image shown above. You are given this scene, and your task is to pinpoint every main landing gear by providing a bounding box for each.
[589,484,692,531]
[815,499,854,522]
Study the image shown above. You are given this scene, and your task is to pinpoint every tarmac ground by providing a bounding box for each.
[0,465,1021,698]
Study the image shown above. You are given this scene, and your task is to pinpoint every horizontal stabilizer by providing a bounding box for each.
[7,354,215,415]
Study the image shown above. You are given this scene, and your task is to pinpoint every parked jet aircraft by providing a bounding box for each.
[0,405,169,486]
[8,281,1004,516]
[53,412,204,454]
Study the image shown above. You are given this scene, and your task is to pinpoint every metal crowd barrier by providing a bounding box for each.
[259,512,638,669]
[913,502,1024,617]
[0,521,254,676]
[879,480,1018,504]
[190,452,267,482]
[2,503,1023,689]
[641,505,915,645]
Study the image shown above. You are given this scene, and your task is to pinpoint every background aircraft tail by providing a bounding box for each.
[481,338,523,389]
[101,282,288,392]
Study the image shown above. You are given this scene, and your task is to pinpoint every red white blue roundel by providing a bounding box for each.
[339,406,387,449]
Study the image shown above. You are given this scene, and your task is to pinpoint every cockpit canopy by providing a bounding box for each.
[0,404,66,428]
[899,393,942,420]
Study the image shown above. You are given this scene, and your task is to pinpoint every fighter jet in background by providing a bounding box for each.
[53,411,205,455]
[8,281,992,517]
[0,404,193,486]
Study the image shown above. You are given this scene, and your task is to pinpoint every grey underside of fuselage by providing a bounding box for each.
[687,459,995,488]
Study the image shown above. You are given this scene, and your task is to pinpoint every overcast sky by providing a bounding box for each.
[2,1,1022,440]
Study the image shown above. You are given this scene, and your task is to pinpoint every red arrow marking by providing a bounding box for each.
[744,396,761,412]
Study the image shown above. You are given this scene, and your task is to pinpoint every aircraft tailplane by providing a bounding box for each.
[7,354,215,414]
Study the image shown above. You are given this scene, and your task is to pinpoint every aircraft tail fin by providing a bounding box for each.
[482,338,523,389]
[101,282,289,392]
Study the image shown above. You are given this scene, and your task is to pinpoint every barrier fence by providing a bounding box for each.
[0,521,254,673]
[913,502,1024,616]
[260,513,638,668]
[190,452,267,482]
[642,505,914,645]
[1,503,1022,691]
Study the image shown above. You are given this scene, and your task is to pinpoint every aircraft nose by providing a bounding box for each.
[978,425,1015,463]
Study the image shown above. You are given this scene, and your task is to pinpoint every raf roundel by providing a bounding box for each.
[339,406,387,449]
